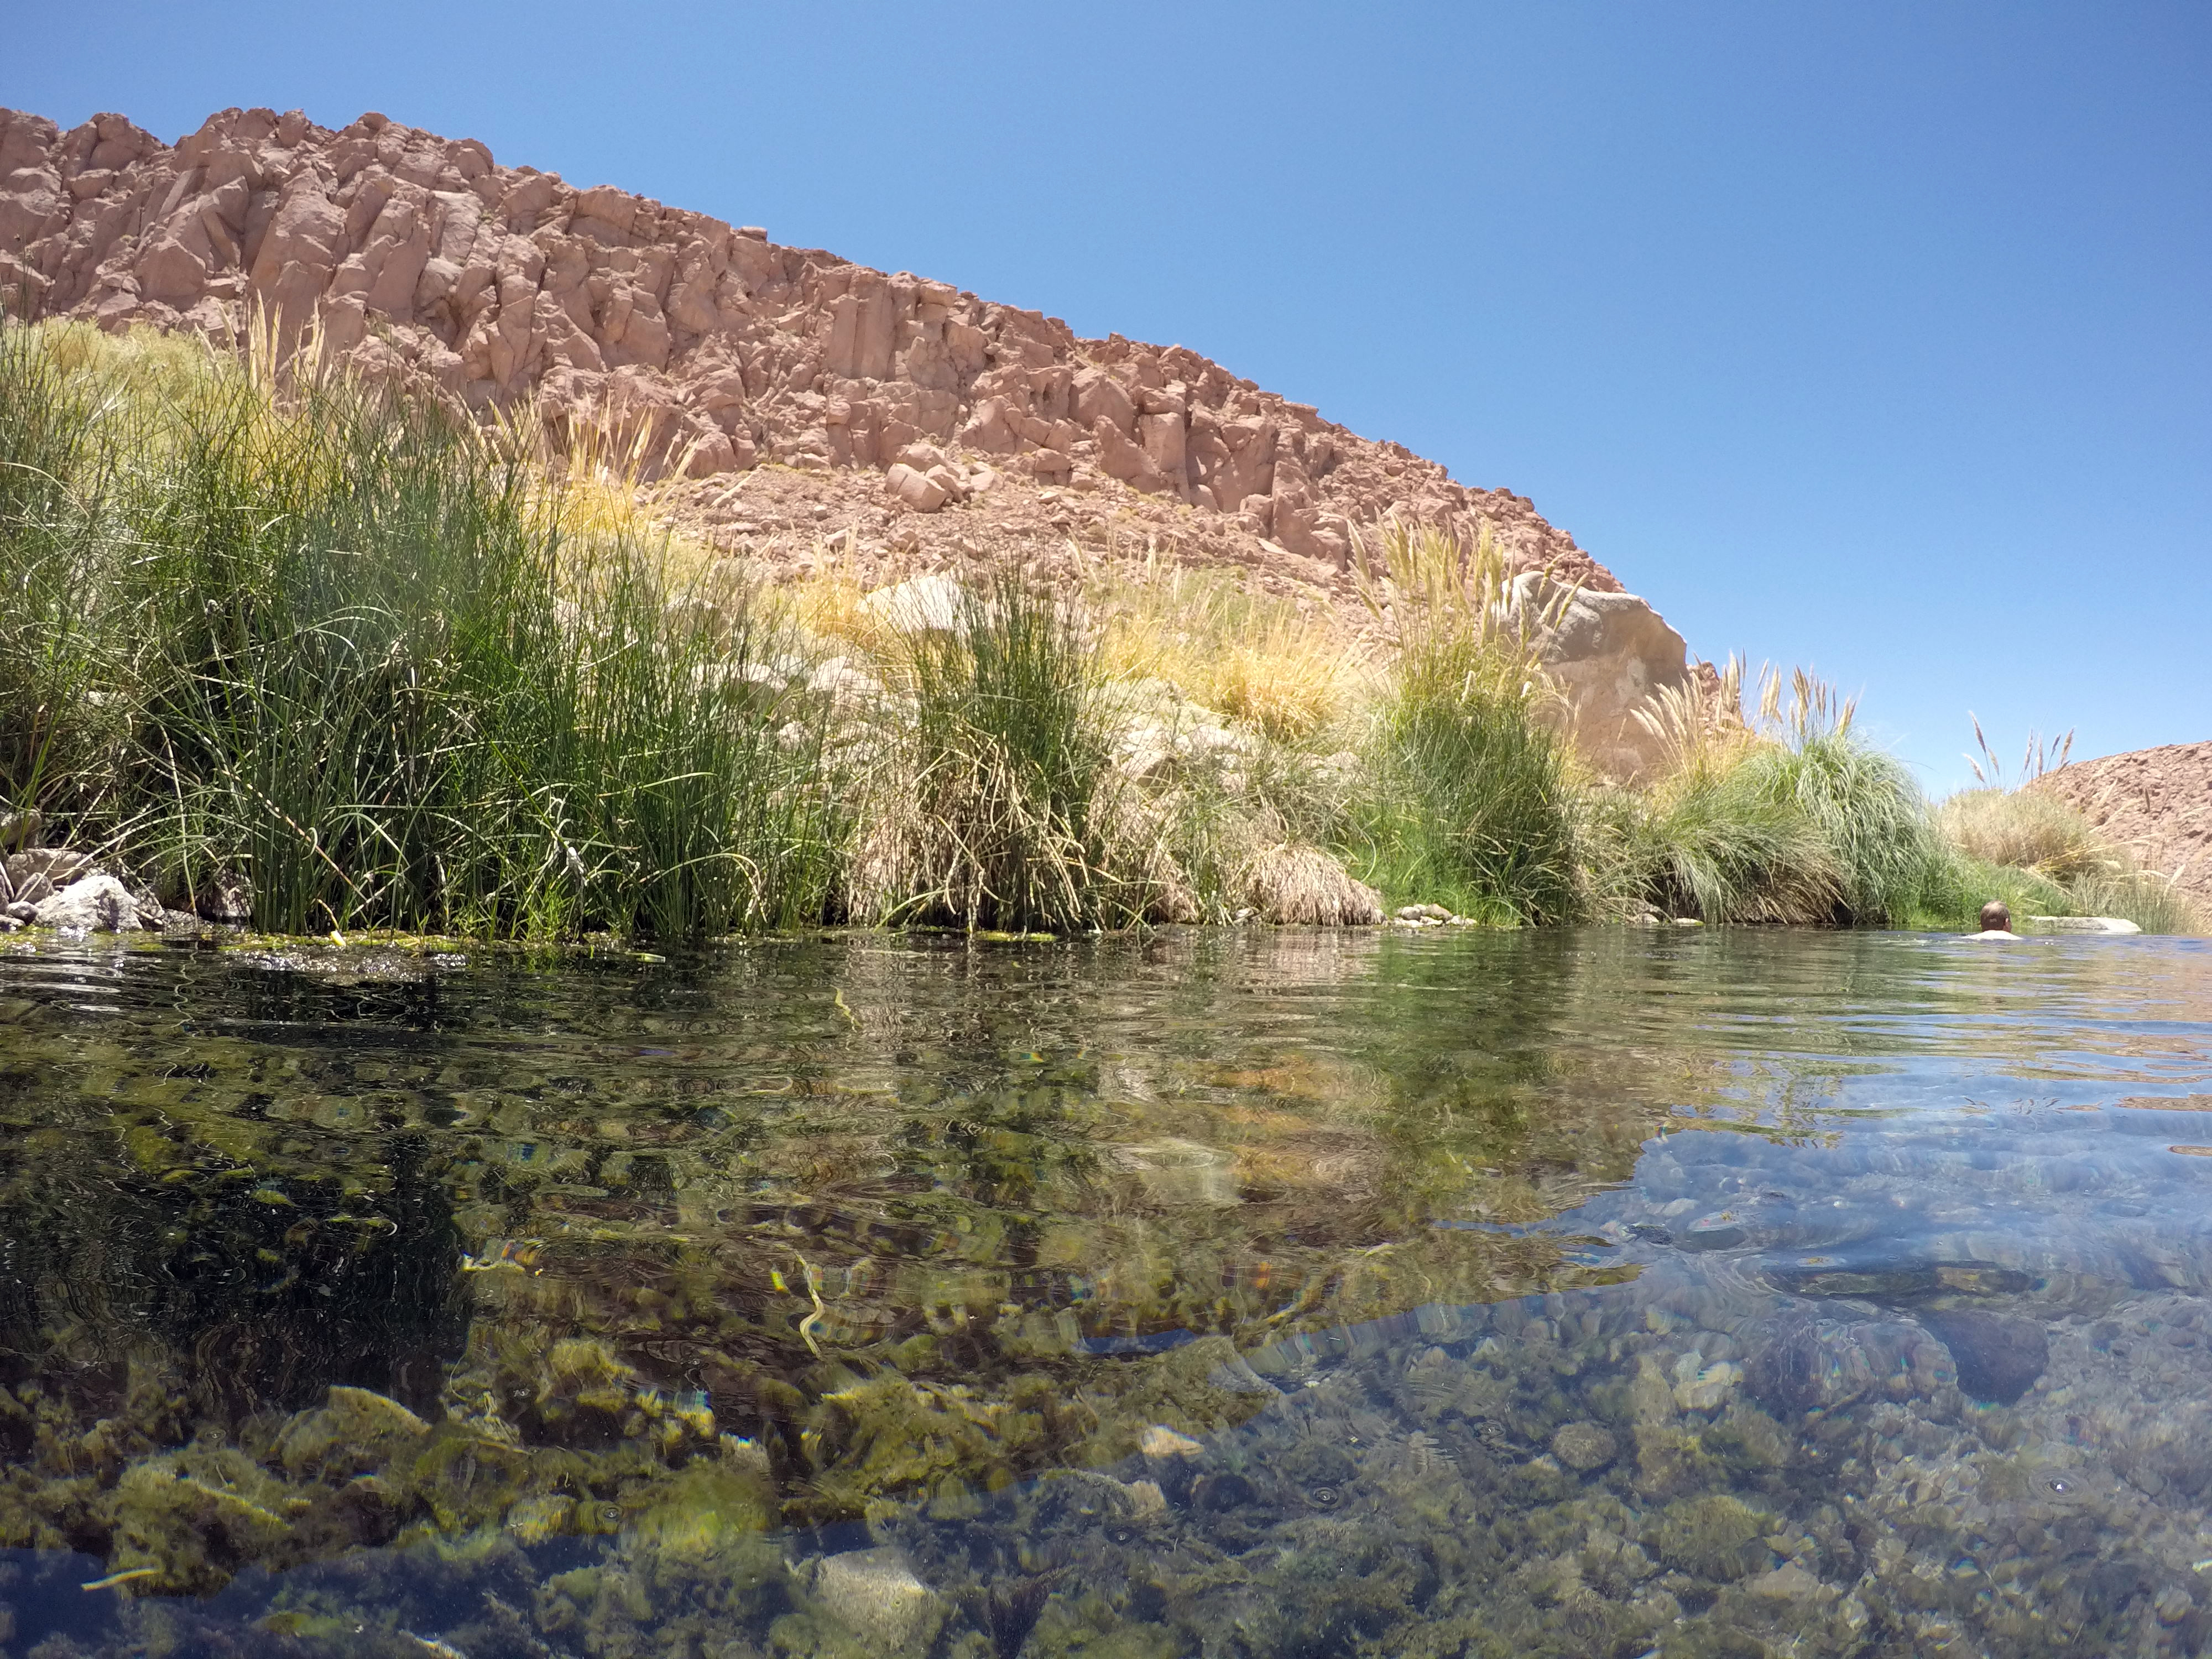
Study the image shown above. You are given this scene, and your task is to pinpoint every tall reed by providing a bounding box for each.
[849,575,1155,931]
[0,318,838,938]
[1349,521,1583,923]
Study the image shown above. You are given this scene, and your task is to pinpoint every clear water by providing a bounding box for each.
[2,927,2210,1657]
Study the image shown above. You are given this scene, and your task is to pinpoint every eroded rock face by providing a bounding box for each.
[0,103,1624,594]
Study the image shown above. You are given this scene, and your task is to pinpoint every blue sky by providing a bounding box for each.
[7,2,2206,791]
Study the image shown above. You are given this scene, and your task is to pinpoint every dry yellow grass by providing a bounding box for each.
[1938,788,2111,882]
[1092,555,1366,742]
[770,560,906,663]
[1240,843,1384,925]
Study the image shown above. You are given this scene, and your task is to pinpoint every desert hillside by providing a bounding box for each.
[2,105,2198,942]
[2036,741,2212,914]
[0,103,1625,600]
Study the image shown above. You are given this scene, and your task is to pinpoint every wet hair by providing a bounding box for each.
[1979,899,2011,932]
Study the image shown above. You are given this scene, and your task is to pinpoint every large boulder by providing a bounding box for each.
[1511,573,1691,782]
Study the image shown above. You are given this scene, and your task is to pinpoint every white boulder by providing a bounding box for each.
[33,872,143,932]
[1510,572,1692,782]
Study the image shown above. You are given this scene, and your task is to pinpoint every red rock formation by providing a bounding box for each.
[0,103,1623,593]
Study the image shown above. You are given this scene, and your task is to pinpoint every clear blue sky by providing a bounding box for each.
[8,2,2206,791]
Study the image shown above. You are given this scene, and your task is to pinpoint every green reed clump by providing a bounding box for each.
[1731,734,1944,924]
[1597,661,1947,925]
[0,320,142,816]
[1357,691,1582,924]
[1349,521,1584,924]
[1591,774,1845,925]
[850,574,1157,931]
[0,317,837,938]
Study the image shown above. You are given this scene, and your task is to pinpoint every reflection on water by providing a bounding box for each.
[1,927,2209,1656]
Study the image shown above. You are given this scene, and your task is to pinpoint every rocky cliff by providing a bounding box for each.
[0,102,1693,773]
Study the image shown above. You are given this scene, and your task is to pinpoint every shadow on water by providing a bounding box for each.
[0,927,2209,1655]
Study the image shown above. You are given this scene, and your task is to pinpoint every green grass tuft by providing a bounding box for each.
[0,317,838,939]
[1347,520,1584,924]
[849,575,1159,932]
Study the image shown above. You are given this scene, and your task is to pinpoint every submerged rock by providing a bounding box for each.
[1552,1420,1618,1473]
[276,1385,431,1479]
[1672,1353,1744,1412]
[1745,1313,1954,1416]
[811,1547,943,1654]
[1651,1493,1775,1582]
[1920,1308,2049,1406]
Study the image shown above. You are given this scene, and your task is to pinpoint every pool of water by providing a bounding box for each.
[2,926,2209,1657]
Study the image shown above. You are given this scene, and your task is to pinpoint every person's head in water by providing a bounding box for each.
[1979,900,2012,933]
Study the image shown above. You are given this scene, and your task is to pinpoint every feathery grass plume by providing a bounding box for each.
[849,572,1156,932]
[1964,712,2075,789]
[1348,519,1583,924]
[1729,669,1944,924]
[1938,787,2109,882]
[0,315,838,938]
[1630,653,1759,790]
[1092,552,1368,742]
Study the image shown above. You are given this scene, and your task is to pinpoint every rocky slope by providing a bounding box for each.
[2036,740,2212,914]
[0,102,1692,773]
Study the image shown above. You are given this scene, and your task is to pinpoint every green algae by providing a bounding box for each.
[1651,1493,1777,1582]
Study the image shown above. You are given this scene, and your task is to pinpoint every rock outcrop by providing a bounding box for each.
[2034,740,2212,914]
[0,103,1621,581]
[0,102,1697,776]
[1511,574,1691,781]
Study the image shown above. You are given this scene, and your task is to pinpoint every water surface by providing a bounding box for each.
[2,927,2209,1656]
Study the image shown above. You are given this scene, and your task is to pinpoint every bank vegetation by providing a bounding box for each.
[0,319,2195,940]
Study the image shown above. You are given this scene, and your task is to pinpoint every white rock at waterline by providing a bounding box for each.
[2030,915,2143,935]
[32,873,142,932]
